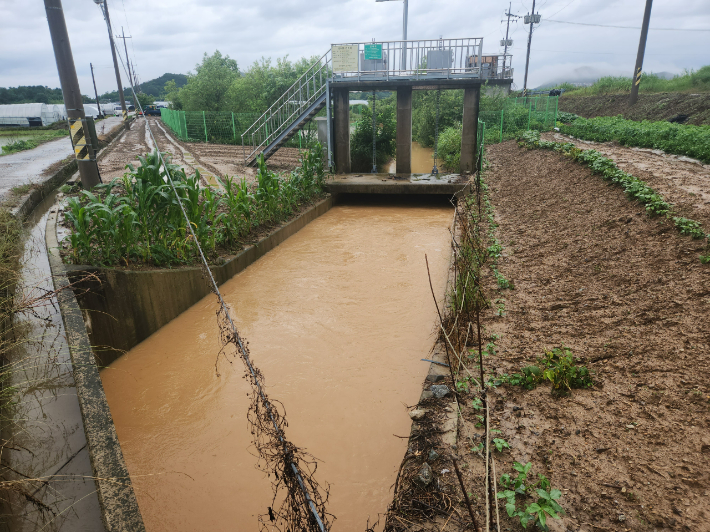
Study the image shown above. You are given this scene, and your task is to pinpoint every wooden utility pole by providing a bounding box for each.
[117,27,134,88]
[96,0,127,122]
[522,0,537,96]
[629,0,653,106]
[44,0,101,189]
[90,63,103,117]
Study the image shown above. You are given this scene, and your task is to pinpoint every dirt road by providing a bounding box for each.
[97,117,302,185]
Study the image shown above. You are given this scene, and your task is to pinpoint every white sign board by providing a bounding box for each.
[332,45,358,72]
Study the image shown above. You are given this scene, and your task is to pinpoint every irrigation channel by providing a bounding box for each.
[100,196,454,530]
[386,143,435,174]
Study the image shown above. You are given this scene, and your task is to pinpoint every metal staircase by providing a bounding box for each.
[242,52,331,166]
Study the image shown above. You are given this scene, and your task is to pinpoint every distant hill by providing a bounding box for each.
[538,66,678,89]
[139,73,188,98]
[0,85,93,105]
[98,73,188,102]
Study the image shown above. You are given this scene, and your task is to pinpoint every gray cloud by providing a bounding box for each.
[0,0,708,95]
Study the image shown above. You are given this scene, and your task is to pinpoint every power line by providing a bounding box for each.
[545,18,710,31]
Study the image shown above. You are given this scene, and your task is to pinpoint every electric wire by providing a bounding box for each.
[545,19,710,31]
[102,13,329,530]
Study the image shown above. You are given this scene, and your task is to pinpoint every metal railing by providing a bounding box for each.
[329,38,511,81]
[241,51,332,164]
[241,38,513,164]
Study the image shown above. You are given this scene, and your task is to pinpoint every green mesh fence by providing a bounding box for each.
[160,109,260,145]
[479,96,559,144]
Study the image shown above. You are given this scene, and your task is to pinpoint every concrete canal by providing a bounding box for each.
[100,197,453,530]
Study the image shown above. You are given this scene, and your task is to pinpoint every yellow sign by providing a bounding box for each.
[332,45,358,72]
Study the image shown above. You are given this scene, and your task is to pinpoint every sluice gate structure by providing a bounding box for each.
[242,38,513,194]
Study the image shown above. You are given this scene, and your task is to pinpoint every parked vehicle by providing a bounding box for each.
[144,105,161,116]
[113,105,122,117]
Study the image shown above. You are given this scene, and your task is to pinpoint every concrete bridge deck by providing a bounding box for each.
[325,173,470,195]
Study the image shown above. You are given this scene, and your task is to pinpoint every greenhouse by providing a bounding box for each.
[0,103,60,127]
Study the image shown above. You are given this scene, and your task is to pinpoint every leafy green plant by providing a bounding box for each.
[498,462,564,531]
[63,147,326,267]
[496,346,593,396]
[673,217,705,239]
[559,115,710,164]
[493,437,510,452]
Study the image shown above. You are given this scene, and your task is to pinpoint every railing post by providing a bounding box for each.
[203,111,208,142]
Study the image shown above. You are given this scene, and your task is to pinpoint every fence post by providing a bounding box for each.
[527,101,532,130]
[500,109,504,142]
[545,97,550,128]
[203,111,208,142]
[554,96,559,125]
[232,112,236,141]
[181,111,187,140]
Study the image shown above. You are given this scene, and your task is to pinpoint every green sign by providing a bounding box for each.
[364,43,383,61]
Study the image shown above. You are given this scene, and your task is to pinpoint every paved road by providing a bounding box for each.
[0,116,123,200]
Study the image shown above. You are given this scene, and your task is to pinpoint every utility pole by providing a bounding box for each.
[90,63,103,117]
[94,0,127,123]
[629,0,653,106]
[501,2,515,77]
[522,0,541,96]
[44,0,101,189]
[117,27,134,88]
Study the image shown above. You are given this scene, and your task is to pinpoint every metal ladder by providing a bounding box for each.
[242,51,331,166]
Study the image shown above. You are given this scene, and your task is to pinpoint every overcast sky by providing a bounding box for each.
[1,0,709,96]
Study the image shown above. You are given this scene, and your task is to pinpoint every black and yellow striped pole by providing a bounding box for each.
[629,0,653,106]
[44,0,101,189]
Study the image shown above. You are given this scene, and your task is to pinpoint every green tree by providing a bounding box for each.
[136,92,154,108]
[350,94,397,172]
[412,90,464,147]
[225,55,320,113]
[179,50,239,111]
[163,80,182,110]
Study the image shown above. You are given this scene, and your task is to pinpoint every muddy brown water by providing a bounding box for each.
[387,142,435,174]
[101,198,453,531]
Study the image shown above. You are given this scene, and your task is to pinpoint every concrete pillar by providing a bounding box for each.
[460,86,481,174]
[333,88,350,174]
[396,87,412,174]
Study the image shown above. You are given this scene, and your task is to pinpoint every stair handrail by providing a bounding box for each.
[242,50,332,163]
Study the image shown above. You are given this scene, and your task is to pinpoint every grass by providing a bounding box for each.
[553,66,710,96]
[0,130,69,156]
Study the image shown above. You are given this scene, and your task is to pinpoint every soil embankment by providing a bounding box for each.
[558,92,710,125]
[100,198,454,531]
[474,141,709,531]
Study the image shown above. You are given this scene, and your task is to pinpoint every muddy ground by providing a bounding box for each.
[541,132,710,232]
[392,140,709,532]
[557,93,710,126]
[96,116,302,184]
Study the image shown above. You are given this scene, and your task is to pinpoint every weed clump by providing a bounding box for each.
[490,346,593,396]
[498,462,565,531]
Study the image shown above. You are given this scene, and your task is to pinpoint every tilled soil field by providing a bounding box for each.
[542,131,710,231]
[390,141,709,532]
[96,117,301,184]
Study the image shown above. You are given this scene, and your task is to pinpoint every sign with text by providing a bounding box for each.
[363,43,383,61]
[332,45,358,72]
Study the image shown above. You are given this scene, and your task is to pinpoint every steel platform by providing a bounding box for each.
[324,173,471,195]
